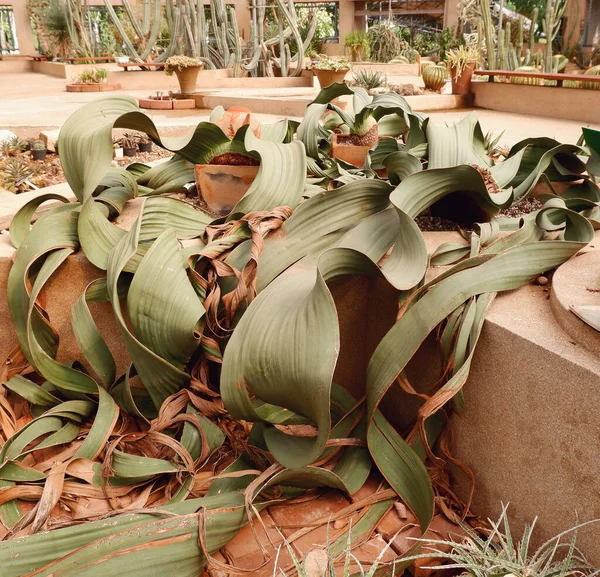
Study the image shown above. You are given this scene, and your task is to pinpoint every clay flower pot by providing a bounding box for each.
[195,164,259,216]
[450,61,476,95]
[314,69,349,89]
[175,65,201,94]
[330,124,379,168]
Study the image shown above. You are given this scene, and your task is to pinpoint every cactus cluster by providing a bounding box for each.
[478,0,568,74]
[102,0,317,77]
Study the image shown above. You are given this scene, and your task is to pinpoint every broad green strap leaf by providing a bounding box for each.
[257,179,394,289]
[426,112,489,169]
[9,193,71,249]
[128,230,204,369]
[390,165,513,219]
[106,213,190,411]
[231,127,306,214]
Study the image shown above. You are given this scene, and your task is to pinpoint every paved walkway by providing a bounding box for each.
[1,71,597,148]
[0,72,296,135]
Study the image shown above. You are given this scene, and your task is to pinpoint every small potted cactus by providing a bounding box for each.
[137,134,153,153]
[312,56,351,88]
[446,46,479,95]
[120,134,137,157]
[164,55,203,94]
[30,141,47,161]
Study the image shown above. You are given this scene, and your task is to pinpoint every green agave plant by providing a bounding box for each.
[0,93,598,577]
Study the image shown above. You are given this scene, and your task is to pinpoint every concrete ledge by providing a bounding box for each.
[0,58,32,73]
[191,90,472,117]
[453,262,600,565]
[472,81,600,123]
[32,61,122,79]
[351,62,420,76]
[550,249,600,355]
[108,67,232,91]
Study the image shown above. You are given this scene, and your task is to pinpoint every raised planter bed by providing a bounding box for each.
[138,97,196,110]
[473,69,600,87]
[350,61,420,77]
[66,83,121,92]
[471,81,600,123]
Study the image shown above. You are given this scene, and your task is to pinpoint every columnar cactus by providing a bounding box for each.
[480,0,497,70]
[103,0,315,77]
[529,7,538,53]
[542,0,554,72]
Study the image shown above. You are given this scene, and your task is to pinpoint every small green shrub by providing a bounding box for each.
[345,30,370,61]
[1,136,26,156]
[0,157,35,193]
[74,67,108,85]
[412,26,465,59]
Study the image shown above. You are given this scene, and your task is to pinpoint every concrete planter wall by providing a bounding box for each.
[66,82,121,92]
[471,81,600,123]
[0,57,32,73]
[350,62,420,76]
[31,61,121,79]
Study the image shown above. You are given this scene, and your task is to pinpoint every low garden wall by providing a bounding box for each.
[31,60,121,79]
[0,57,32,73]
[191,91,472,118]
[350,62,420,76]
[471,81,600,123]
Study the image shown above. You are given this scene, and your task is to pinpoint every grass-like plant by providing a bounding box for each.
[352,69,386,90]
[276,528,397,577]
[403,505,600,577]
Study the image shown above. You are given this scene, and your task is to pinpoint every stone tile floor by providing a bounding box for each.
[1,72,598,147]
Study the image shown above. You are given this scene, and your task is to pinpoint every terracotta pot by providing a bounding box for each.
[450,61,476,95]
[331,134,372,168]
[195,164,259,216]
[314,69,349,89]
[175,65,201,94]
[350,48,363,62]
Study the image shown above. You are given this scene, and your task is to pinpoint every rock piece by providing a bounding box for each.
[39,129,61,153]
